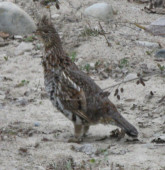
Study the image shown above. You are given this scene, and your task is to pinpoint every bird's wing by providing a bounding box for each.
[59,71,91,122]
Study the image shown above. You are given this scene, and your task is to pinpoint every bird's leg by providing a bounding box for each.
[83,125,89,137]
[68,124,83,143]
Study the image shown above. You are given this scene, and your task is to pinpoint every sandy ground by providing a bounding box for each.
[0,0,165,169]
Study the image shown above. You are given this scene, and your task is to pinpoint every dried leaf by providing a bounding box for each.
[150,91,154,96]
[117,95,120,100]
[120,88,124,93]
[140,78,145,86]
[136,80,140,85]
[137,73,141,77]
[55,3,60,9]
[114,89,119,96]
[19,147,28,154]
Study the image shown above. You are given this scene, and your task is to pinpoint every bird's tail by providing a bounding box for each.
[107,110,138,137]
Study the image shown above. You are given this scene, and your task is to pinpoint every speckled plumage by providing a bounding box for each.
[36,16,138,142]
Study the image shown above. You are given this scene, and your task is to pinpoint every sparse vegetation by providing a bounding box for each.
[69,51,77,62]
[4,56,8,61]
[24,35,35,42]
[146,50,153,56]
[84,63,91,72]
[15,80,30,87]
[81,27,101,37]
[157,63,165,73]
[118,58,129,68]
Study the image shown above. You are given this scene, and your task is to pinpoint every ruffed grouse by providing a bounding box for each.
[36,16,138,142]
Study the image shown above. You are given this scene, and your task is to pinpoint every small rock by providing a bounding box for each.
[121,68,129,74]
[0,37,4,42]
[136,41,160,48]
[72,144,97,155]
[0,2,36,35]
[90,63,95,69]
[16,98,28,106]
[84,3,114,21]
[52,14,60,19]
[99,71,109,80]
[152,135,165,143]
[147,17,165,36]
[155,49,165,59]
[124,73,137,81]
[115,67,122,73]
[0,42,9,47]
[15,42,33,55]
[34,122,40,127]
[14,35,23,39]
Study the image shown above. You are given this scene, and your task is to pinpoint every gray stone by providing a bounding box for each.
[16,98,28,106]
[74,144,97,155]
[0,2,36,35]
[14,35,23,39]
[147,17,165,36]
[136,41,160,48]
[155,49,165,59]
[84,3,114,21]
[152,135,165,143]
[52,14,60,19]
[15,42,33,55]
[0,37,4,42]
[124,73,138,81]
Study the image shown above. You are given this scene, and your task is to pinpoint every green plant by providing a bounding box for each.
[69,52,77,62]
[66,160,73,170]
[24,35,35,42]
[119,58,129,68]
[157,63,165,73]
[90,158,96,163]
[146,50,153,56]
[4,56,8,61]
[84,64,91,72]
[16,80,30,87]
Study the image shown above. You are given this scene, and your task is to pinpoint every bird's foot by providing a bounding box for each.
[68,137,83,143]
[110,129,125,140]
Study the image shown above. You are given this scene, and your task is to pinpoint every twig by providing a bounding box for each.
[102,72,159,91]
[133,23,147,31]
[98,22,111,47]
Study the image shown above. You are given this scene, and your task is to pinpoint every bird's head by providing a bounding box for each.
[35,15,61,49]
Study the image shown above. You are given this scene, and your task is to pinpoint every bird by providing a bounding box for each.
[35,16,138,143]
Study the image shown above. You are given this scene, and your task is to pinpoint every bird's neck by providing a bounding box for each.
[42,43,72,73]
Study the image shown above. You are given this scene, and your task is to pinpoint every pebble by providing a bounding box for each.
[34,122,40,127]
[14,35,23,39]
[136,41,160,48]
[15,42,33,55]
[16,98,28,106]
[84,3,114,21]
[0,37,4,42]
[124,73,138,81]
[0,2,36,35]
[99,71,109,80]
[147,17,165,36]
[51,14,60,19]
[89,63,95,69]
[73,144,97,155]
[155,49,165,59]
[152,135,165,143]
